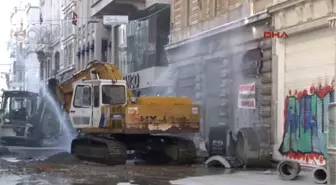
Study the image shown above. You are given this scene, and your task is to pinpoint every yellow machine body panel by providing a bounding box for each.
[125,104,200,134]
[126,97,199,133]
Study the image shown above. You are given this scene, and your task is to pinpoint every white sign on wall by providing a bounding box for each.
[103,15,129,25]
[238,82,256,109]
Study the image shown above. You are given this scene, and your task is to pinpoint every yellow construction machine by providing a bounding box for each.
[50,60,200,164]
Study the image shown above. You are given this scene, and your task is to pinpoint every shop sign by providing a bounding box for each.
[124,73,140,89]
[238,82,256,109]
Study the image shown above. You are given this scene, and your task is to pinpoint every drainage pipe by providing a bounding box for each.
[312,166,328,184]
[277,160,301,180]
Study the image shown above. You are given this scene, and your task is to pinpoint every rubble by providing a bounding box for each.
[42,152,81,165]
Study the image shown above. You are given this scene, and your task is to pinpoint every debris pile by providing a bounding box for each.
[0,145,11,156]
[43,152,80,165]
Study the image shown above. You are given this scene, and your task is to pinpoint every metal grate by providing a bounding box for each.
[328,13,336,28]
[72,116,90,125]
[328,151,336,184]
[328,103,336,184]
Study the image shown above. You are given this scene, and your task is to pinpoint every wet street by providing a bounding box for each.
[0,146,316,185]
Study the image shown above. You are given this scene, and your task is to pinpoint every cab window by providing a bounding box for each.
[93,86,100,107]
[73,85,91,107]
[102,85,126,105]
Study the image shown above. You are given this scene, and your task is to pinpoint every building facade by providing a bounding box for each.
[23,1,40,92]
[118,4,171,96]
[37,0,76,83]
[76,0,110,71]
[269,0,335,167]
[36,0,61,82]
[58,0,76,81]
[90,0,172,95]
[8,1,28,91]
[165,0,273,164]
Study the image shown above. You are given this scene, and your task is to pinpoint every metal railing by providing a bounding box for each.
[328,102,336,184]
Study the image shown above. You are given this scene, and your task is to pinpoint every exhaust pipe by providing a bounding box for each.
[313,166,328,184]
[277,160,301,180]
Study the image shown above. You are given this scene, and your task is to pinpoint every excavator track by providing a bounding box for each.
[168,137,197,164]
[144,136,197,164]
[71,136,127,165]
[175,138,197,164]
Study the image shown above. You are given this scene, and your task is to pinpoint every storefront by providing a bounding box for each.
[165,12,273,165]
[124,66,169,96]
[270,0,334,166]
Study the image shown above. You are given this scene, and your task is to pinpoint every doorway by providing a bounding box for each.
[204,59,222,137]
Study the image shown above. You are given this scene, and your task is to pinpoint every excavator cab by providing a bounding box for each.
[69,79,127,130]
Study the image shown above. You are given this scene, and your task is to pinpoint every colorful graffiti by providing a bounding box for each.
[279,84,334,165]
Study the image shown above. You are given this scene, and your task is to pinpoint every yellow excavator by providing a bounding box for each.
[45,60,200,165]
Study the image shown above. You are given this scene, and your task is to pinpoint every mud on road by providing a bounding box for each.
[0,150,228,185]
[0,147,316,185]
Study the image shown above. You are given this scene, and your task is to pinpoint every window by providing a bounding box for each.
[67,12,73,36]
[54,52,60,72]
[91,40,94,59]
[3,97,10,115]
[93,86,99,107]
[64,46,68,67]
[329,105,336,148]
[2,96,35,120]
[101,39,108,62]
[73,85,91,107]
[102,85,126,105]
[63,15,67,36]
[69,43,73,66]
[18,71,23,81]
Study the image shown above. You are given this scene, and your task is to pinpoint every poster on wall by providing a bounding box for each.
[238,82,256,109]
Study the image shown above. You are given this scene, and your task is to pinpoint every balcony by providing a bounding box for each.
[145,0,171,9]
[61,18,76,42]
[91,0,146,17]
[61,0,76,13]
[51,26,61,46]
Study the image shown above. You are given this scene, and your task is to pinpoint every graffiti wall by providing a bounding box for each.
[279,84,334,165]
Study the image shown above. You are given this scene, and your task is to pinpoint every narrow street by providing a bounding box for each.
[0,146,316,185]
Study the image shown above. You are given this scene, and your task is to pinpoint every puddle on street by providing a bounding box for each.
[1,157,21,163]
[0,168,314,185]
[0,155,292,185]
[0,174,74,185]
[0,174,26,185]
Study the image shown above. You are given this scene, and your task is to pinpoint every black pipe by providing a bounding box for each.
[277,160,301,180]
[313,166,328,184]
